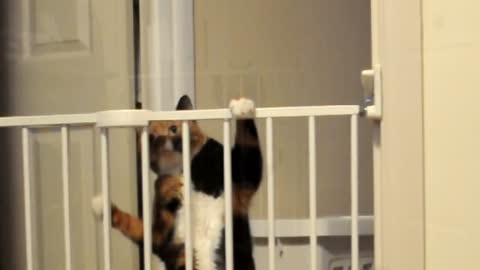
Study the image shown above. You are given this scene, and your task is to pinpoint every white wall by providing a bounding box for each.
[423,1,480,269]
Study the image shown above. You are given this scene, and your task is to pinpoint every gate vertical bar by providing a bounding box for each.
[141,127,152,270]
[61,126,72,270]
[308,116,317,270]
[100,128,112,270]
[22,128,33,270]
[266,117,275,270]
[350,114,359,270]
[223,120,233,270]
[182,121,193,270]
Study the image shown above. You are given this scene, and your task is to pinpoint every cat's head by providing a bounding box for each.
[147,95,206,175]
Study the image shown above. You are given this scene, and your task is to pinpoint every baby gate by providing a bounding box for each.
[0,105,362,270]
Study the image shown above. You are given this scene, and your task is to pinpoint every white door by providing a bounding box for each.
[4,1,139,269]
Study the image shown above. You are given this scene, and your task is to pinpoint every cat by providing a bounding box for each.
[92,96,263,270]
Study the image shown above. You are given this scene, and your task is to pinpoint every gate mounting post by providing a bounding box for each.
[361,64,382,120]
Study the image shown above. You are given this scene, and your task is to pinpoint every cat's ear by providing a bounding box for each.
[176,95,194,110]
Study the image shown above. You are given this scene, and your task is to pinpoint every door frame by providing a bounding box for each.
[137,2,195,269]
[372,0,425,269]
[139,0,195,111]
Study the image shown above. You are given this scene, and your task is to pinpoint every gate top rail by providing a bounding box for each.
[0,105,359,128]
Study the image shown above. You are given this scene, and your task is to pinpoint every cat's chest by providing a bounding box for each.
[174,191,225,270]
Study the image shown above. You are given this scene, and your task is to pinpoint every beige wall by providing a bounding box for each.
[423,1,480,269]
[194,0,372,219]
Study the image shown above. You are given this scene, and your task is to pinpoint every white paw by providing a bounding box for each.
[91,195,105,220]
[229,98,255,118]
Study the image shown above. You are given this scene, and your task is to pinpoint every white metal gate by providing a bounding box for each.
[1,105,361,270]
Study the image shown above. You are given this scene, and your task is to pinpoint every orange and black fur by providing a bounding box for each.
[107,174,185,269]
[95,96,262,270]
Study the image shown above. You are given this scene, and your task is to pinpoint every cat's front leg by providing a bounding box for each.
[91,195,145,242]
[229,98,263,215]
[229,97,255,118]
[155,175,184,213]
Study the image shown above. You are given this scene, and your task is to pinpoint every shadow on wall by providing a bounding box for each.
[0,1,14,269]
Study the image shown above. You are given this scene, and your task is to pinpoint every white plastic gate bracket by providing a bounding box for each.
[361,64,382,120]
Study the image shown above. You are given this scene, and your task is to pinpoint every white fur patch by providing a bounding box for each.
[174,192,225,270]
[229,98,255,118]
[91,194,105,220]
[164,139,174,151]
[91,181,225,270]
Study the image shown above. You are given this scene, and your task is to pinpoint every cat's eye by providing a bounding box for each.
[169,125,178,134]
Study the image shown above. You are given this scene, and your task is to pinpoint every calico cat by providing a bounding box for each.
[92,96,263,270]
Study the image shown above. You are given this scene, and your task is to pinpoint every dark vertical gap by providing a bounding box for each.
[133,0,141,110]
[0,1,12,269]
[132,0,145,269]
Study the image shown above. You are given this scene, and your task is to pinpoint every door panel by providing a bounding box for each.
[27,0,91,57]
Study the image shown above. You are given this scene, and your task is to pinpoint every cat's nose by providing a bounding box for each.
[172,137,182,152]
[150,136,166,151]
